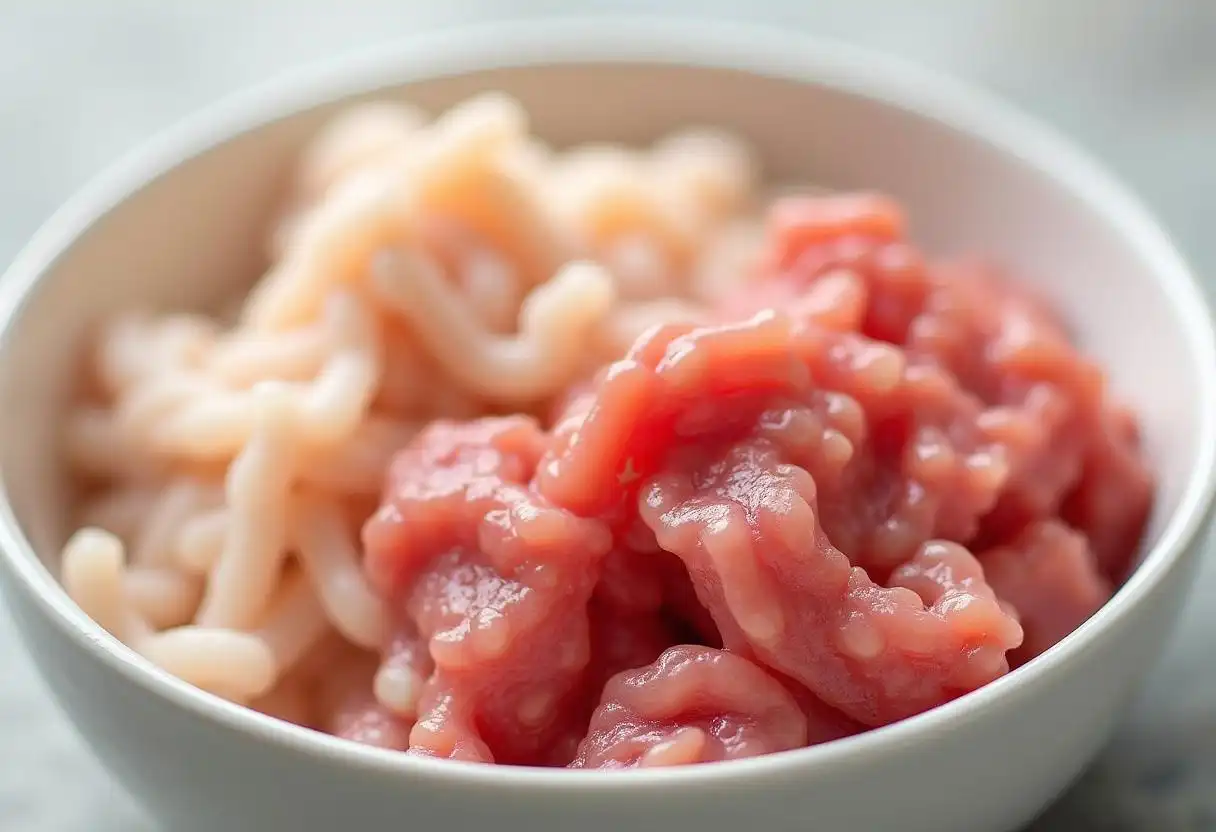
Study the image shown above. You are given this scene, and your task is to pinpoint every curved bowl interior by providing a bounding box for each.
[0,21,1212,832]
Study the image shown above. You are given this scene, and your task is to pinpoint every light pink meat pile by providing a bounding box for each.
[361,193,1154,768]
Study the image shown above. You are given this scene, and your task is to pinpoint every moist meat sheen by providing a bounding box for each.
[363,195,1151,763]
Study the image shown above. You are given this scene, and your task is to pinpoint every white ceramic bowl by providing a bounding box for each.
[0,19,1213,832]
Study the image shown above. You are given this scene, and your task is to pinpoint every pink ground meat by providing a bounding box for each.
[572,646,808,768]
[361,192,1154,767]
[979,520,1112,668]
[364,418,613,764]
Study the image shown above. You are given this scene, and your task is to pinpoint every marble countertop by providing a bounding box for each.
[1,2,1214,829]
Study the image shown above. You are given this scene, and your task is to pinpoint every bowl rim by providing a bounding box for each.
[1,15,1214,791]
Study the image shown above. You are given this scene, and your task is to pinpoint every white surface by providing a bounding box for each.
[1,2,1215,830]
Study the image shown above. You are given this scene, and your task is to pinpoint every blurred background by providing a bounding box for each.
[0,1,1213,829]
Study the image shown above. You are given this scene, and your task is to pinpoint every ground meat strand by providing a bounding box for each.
[980,520,1112,667]
[1061,404,1154,581]
[640,430,1022,727]
[759,194,1153,578]
[539,310,1010,576]
[572,646,808,769]
[363,417,613,764]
